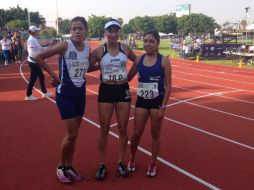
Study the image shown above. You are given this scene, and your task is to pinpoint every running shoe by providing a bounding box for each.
[66,166,84,181]
[25,95,38,101]
[127,158,136,172]
[56,166,72,183]
[95,164,107,180]
[147,162,156,177]
[117,162,129,177]
[42,92,53,98]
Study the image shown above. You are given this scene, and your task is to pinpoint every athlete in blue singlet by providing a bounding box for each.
[127,30,172,177]
[34,16,92,183]
[90,19,136,180]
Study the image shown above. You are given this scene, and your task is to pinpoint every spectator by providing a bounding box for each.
[25,25,52,101]
[0,33,12,66]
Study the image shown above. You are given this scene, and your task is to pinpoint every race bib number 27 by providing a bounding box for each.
[70,60,89,79]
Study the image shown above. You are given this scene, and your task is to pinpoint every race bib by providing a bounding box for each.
[69,60,89,79]
[101,67,127,82]
[137,82,159,99]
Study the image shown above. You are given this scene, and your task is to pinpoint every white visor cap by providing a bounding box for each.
[104,20,121,30]
[29,25,41,33]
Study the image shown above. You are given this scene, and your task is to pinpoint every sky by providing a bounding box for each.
[1,0,254,27]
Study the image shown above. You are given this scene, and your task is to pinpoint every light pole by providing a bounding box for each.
[245,7,250,43]
[56,0,59,35]
[27,9,30,27]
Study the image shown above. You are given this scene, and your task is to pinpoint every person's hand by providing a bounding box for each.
[157,109,165,119]
[50,78,63,87]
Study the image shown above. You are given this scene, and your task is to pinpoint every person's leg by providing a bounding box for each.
[95,102,114,180]
[130,108,149,161]
[26,62,38,97]
[115,102,131,163]
[59,116,80,166]
[98,102,114,164]
[56,115,81,183]
[36,64,47,94]
[149,109,164,164]
[3,50,10,66]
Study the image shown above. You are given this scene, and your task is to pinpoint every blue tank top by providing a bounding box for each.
[137,53,164,98]
[57,40,90,97]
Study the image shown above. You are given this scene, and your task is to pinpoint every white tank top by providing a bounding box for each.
[61,39,90,88]
[99,43,128,82]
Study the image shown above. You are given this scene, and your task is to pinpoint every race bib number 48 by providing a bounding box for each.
[70,60,89,79]
[137,82,159,99]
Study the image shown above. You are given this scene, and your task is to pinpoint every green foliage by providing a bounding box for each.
[87,15,110,39]
[58,18,71,34]
[178,13,218,35]
[129,16,156,34]
[0,5,45,29]
[5,19,28,30]
[40,28,57,38]
[153,14,178,34]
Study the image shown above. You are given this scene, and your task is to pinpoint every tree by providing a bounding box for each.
[40,28,57,38]
[129,16,155,34]
[178,13,218,35]
[153,14,177,34]
[5,19,28,30]
[58,18,71,34]
[0,5,45,29]
[87,15,110,38]
[117,18,123,26]
[122,24,134,35]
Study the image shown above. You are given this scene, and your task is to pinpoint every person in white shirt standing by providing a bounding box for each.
[0,34,12,66]
[25,25,52,101]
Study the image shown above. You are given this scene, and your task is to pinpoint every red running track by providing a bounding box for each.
[0,41,254,190]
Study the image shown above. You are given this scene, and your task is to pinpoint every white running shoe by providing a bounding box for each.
[25,95,38,101]
[42,92,53,98]
[147,163,156,177]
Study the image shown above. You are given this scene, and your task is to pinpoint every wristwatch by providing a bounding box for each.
[160,105,166,110]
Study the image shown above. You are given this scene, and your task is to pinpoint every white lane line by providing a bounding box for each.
[164,117,254,151]
[88,72,254,105]
[172,60,254,77]
[171,96,254,122]
[173,75,254,93]
[117,103,254,152]
[173,85,254,104]
[19,62,220,190]
[129,86,254,122]
[174,70,254,85]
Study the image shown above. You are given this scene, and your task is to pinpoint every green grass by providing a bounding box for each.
[136,39,171,56]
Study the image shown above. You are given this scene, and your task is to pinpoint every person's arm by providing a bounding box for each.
[88,46,102,72]
[160,56,172,109]
[127,56,139,82]
[33,41,68,84]
[122,43,138,81]
[122,43,137,62]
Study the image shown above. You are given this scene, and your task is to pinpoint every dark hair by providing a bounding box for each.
[71,16,88,30]
[144,30,160,44]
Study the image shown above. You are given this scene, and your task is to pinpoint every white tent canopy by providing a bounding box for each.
[159,32,168,37]
[246,23,254,30]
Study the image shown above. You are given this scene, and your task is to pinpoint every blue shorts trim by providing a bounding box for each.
[56,94,86,120]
